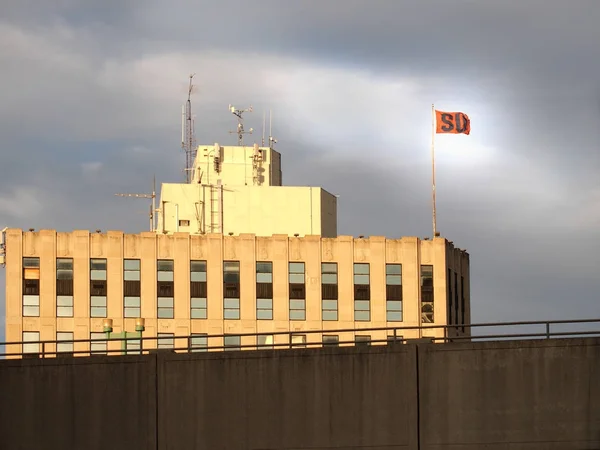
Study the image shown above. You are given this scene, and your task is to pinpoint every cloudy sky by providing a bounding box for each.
[1,0,600,341]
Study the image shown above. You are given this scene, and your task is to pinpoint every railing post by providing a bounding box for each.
[42,341,45,358]
[288,332,292,349]
[546,322,550,339]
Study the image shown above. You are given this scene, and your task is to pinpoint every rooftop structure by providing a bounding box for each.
[156,139,338,237]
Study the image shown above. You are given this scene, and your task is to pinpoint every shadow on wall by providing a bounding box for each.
[0,338,599,450]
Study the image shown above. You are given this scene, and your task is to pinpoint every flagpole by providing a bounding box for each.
[431,104,437,238]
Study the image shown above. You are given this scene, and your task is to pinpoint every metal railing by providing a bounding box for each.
[1,318,600,359]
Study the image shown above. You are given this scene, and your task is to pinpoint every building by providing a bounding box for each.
[156,143,337,237]
[0,138,471,356]
[2,229,470,356]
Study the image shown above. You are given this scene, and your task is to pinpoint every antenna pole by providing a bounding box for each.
[152,174,157,232]
[268,109,277,149]
[115,177,158,232]
[262,111,265,146]
[228,105,253,146]
[431,103,437,238]
[181,74,197,183]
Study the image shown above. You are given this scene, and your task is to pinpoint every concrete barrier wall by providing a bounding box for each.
[418,338,600,450]
[158,344,418,450]
[0,338,599,450]
[0,355,157,450]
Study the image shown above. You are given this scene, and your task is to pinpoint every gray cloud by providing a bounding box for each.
[1,0,600,343]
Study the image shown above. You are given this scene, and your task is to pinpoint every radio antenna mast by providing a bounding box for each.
[268,109,277,149]
[228,104,253,146]
[262,111,266,146]
[115,175,157,232]
[181,74,197,183]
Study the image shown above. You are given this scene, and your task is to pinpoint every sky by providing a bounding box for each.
[1,0,600,341]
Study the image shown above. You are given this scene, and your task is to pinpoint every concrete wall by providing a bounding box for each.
[321,187,338,238]
[193,144,282,187]
[159,344,418,450]
[0,338,599,449]
[158,183,338,237]
[0,354,157,450]
[418,338,600,449]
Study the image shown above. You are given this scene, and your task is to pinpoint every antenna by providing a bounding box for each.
[268,109,277,149]
[181,74,197,183]
[115,175,158,231]
[228,104,253,146]
[262,111,266,147]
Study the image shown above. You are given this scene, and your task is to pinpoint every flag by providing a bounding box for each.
[435,110,470,135]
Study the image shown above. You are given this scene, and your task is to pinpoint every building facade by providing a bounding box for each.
[3,228,470,356]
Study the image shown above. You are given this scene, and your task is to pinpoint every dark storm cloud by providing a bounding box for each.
[13,0,600,84]
[126,1,600,80]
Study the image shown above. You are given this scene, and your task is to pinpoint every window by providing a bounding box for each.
[355,335,371,346]
[126,338,141,355]
[56,258,74,317]
[90,332,107,355]
[178,219,190,227]
[447,268,452,324]
[321,263,338,321]
[421,265,434,323]
[22,331,40,354]
[289,262,306,320]
[454,272,459,326]
[322,335,339,347]
[353,263,370,321]
[124,259,141,318]
[386,264,403,322]
[157,260,174,319]
[157,332,174,349]
[190,261,207,319]
[224,334,241,351]
[57,331,74,354]
[291,334,307,348]
[256,262,273,320]
[23,257,40,317]
[461,276,465,332]
[190,333,208,352]
[257,334,274,349]
[90,258,107,318]
[223,261,240,320]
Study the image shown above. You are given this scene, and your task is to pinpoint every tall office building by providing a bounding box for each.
[0,140,470,356]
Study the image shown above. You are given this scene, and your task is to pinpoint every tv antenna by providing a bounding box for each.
[229,104,253,145]
[268,109,277,149]
[115,176,158,232]
[262,111,266,146]
[181,74,197,183]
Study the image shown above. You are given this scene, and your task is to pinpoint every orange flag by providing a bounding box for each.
[435,110,470,135]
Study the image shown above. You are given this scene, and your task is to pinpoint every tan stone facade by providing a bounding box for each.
[4,228,470,355]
